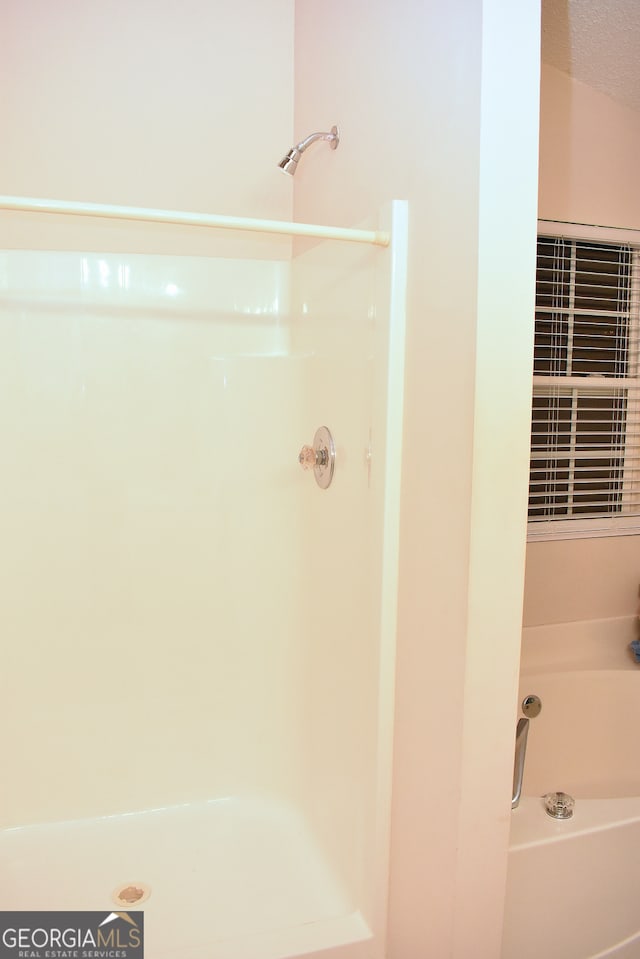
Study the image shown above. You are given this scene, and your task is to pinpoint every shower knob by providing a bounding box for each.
[299,446,323,470]
[298,426,335,489]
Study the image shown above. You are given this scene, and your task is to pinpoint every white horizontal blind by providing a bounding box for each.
[529,234,640,535]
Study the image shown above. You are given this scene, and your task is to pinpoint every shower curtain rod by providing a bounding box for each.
[0,196,390,247]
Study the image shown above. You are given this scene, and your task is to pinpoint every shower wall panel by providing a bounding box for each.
[290,212,403,941]
[0,251,309,827]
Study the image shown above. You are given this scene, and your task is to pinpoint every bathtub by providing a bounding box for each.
[502,618,640,959]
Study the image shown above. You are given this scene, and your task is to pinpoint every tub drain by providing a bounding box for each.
[112,883,151,907]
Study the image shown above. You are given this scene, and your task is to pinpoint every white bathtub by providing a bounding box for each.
[502,621,640,959]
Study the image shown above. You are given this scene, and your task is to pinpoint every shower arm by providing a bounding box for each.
[278,126,339,176]
[294,127,339,154]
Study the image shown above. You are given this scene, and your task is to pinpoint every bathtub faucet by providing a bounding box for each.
[511,694,542,809]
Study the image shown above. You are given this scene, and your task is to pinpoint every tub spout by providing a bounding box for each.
[511,717,529,809]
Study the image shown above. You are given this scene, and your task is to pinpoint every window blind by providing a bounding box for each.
[529,236,640,532]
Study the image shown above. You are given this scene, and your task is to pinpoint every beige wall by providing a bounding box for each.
[524,64,640,627]
[538,64,640,229]
[525,537,640,626]
[0,0,294,258]
[294,1,540,956]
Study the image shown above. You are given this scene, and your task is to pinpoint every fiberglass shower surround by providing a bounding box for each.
[0,196,407,959]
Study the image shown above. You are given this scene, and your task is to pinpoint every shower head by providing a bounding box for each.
[278,126,339,176]
[278,147,302,175]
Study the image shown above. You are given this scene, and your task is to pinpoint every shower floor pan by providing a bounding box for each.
[0,797,371,959]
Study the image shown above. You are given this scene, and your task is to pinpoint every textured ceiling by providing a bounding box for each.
[542,0,640,113]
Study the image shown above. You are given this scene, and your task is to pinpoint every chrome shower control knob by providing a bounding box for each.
[299,445,318,470]
[298,427,335,489]
[543,791,575,820]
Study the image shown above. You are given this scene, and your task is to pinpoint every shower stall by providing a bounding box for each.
[0,200,407,959]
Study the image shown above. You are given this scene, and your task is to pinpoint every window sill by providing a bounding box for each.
[527,521,640,542]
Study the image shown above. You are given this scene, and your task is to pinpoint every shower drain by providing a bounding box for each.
[112,882,151,907]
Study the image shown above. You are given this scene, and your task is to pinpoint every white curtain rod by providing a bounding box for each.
[0,196,390,247]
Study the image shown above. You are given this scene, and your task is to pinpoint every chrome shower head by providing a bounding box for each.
[278,126,339,176]
[278,147,302,175]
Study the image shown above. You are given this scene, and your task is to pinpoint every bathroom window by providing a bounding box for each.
[528,227,640,540]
